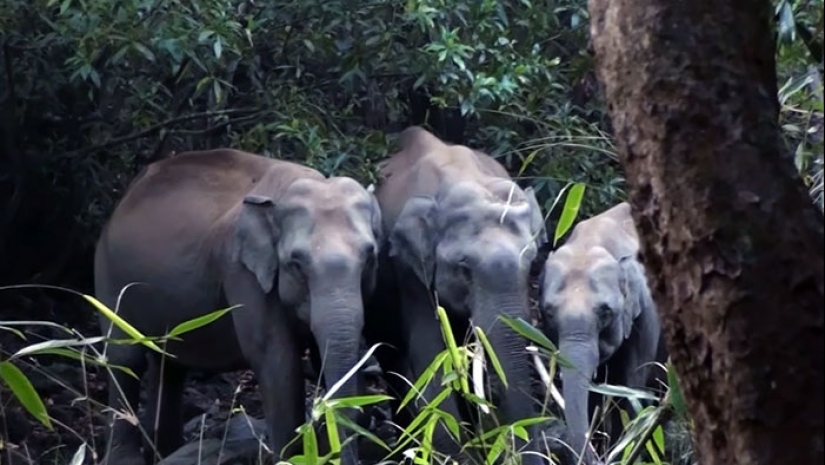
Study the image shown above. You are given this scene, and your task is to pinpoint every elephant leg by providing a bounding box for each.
[142,354,187,464]
[101,341,148,465]
[224,267,307,462]
[257,337,305,461]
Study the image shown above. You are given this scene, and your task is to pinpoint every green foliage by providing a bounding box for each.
[1,0,619,255]
[774,0,824,211]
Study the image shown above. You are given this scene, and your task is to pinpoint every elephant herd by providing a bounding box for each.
[93,126,666,465]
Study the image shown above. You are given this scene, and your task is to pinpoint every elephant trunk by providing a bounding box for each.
[309,283,364,465]
[559,336,600,465]
[310,289,364,398]
[473,291,534,418]
[474,281,543,464]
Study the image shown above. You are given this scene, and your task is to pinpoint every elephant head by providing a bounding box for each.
[539,223,654,463]
[390,178,547,420]
[229,174,382,399]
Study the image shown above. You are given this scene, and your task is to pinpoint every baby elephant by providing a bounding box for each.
[540,202,663,464]
[94,149,382,465]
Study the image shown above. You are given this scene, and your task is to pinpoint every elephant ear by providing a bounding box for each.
[618,255,653,340]
[388,195,438,288]
[524,186,548,248]
[229,194,280,295]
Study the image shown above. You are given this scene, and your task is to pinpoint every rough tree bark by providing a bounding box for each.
[587,1,824,465]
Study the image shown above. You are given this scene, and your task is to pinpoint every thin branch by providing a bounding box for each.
[167,113,265,136]
[62,108,263,157]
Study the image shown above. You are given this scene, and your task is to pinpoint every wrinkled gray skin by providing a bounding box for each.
[540,202,662,465]
[94,149,381,465]
[364,127,548,464]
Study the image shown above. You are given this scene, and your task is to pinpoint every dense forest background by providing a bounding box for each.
[1,0,821,309]
[0,0,822,463]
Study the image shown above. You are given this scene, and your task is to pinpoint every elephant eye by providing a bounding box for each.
[455,258,472,279]
[596,303,614,329]
[287,250,310,277]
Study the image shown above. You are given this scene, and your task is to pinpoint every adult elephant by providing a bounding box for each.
[94,149,382,465]
[364,127,548,464]
[539,202,664,465]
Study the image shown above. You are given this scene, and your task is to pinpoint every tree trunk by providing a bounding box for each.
[587,2,825,465]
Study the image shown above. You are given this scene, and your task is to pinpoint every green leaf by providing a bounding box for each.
[553,182,587,245]
[213,38,223,59]
[0,325,26,340]
[436,409,461,440]
[398,351,448,410]
[165,305,240,339]
[132,43,156,62]
[516,150,540,177]
[83,295,165,355]
[302,419,319,465]
[28,348,137,378]
[0,361,52,430]
[335,412,392,451]
[324,407,341,454]
[652,424,666,457]
[10,336,106,360]
[437,305,470,393]
[474,326,507,388]
[589,382,659,402]
[326,394,393,410]
[498,315,556,353]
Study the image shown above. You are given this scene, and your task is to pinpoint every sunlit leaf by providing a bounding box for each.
[554,182,587,245]
[165,305,241,339]
[83,295,164,354]
[498,315,572,368]
[326,394,393,410]
[10,336,106,360]
[324,408,341,455]
[589,382,659,402]
[68,443,87,465]
[302,420,319,465]
[436,305,469,393]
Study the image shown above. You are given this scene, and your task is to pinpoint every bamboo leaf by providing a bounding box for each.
[0,361,53,430]
[83,295,165,355]
[554,182,587,245]
[165,305,241,339]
